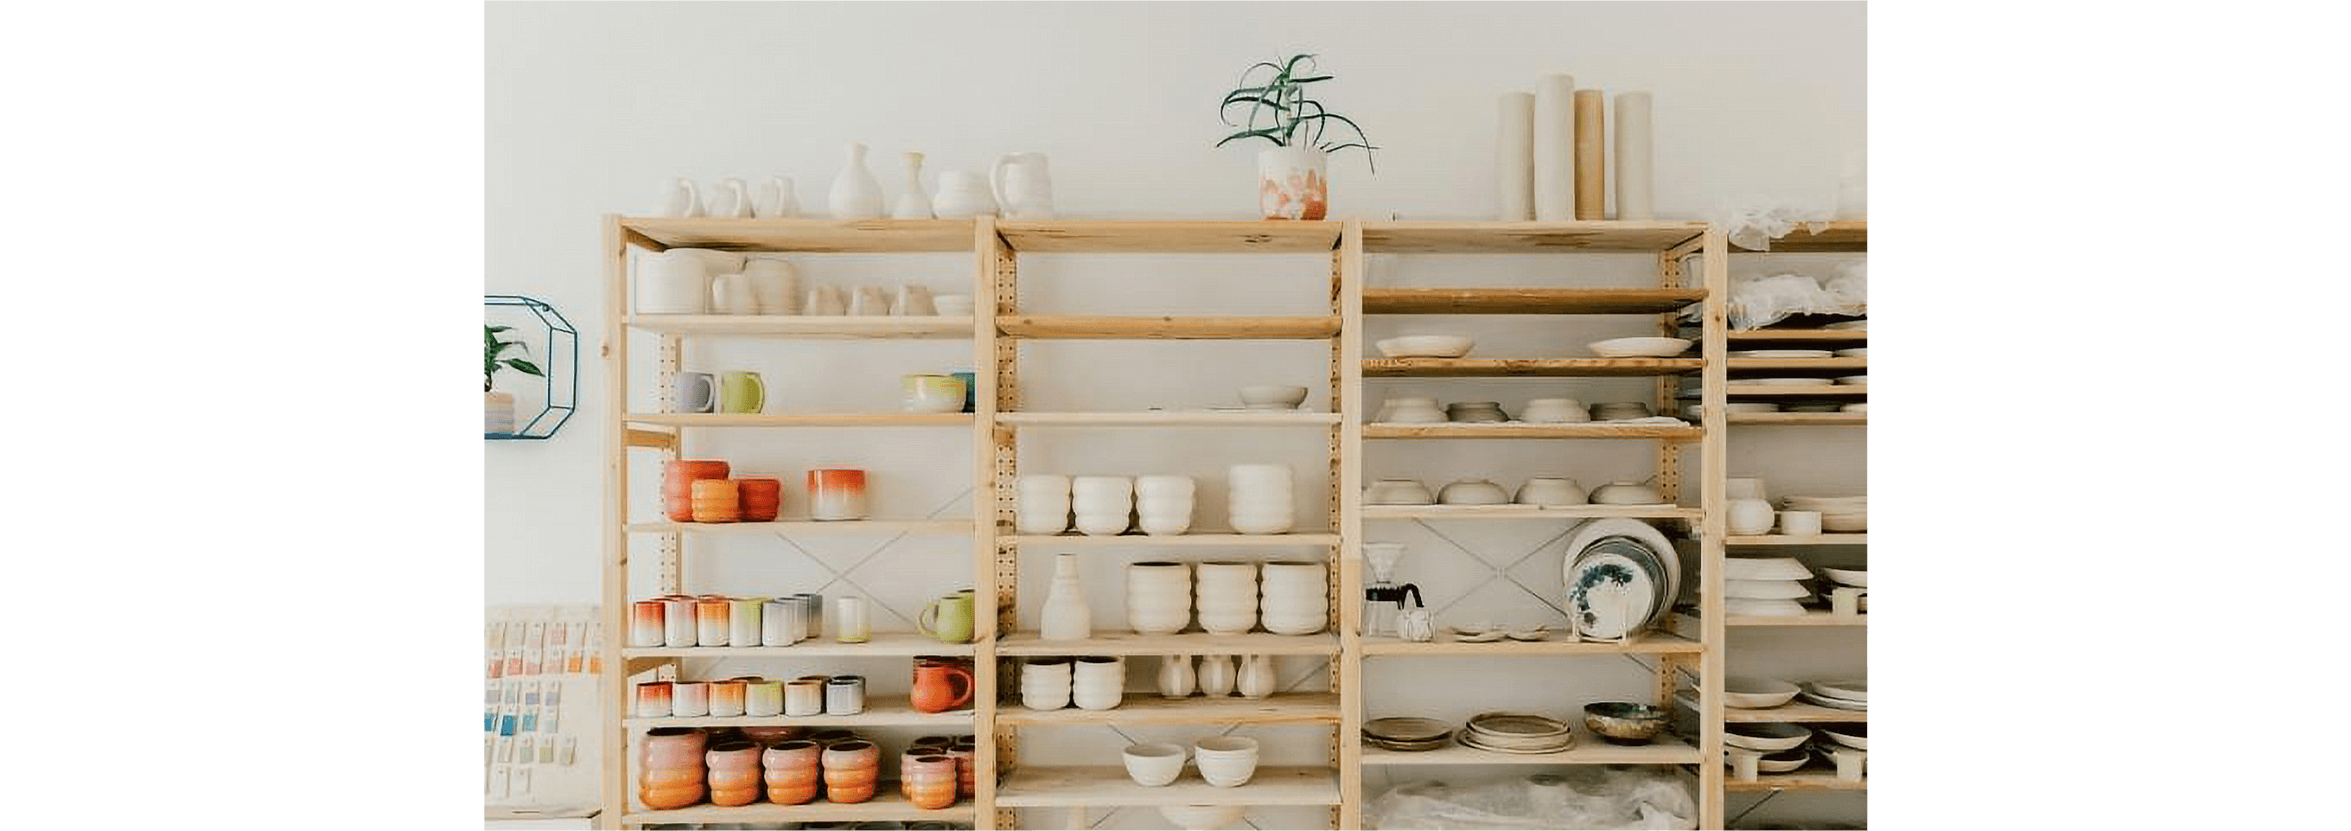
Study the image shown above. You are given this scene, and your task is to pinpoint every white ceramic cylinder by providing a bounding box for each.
[1071,656,1125,711]
[1729,498,1776,535]
[1226,464,1295,535]
[832,596,870,643]
[711,273,757,315]
[1497,92,1535,221]
[671,682,708,718]
[1071,476,1133,536]
[761,599,807,646]
[741,256,802,314]
[1258,561,1327,635]
[1124,562,1192,635]
[1532,73,1577,221]
[1020,659,1072,711]
[1135,475,1195,536]
[1778,510,1824,536]
[1016,474,1072,535]
[784,680,824,716]
[1195,562,1260,635]
[1614,92,1654,220]
[636,250,709,314]
[660,597,696,647]
[728,599,761,648]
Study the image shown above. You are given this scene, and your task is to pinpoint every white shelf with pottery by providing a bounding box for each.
[993,766,1341,806]
[1005,531,1341,547]
[1359,632,1702,656]
[1724,533,1867,546]
[996,631,1341,657]
[1363,422,1701,440]
[621,633,975,658]
[1363,504,1701,521]
[998,411,1339,426]
[996,692,1341,725]
[1359,729,1700,765]
[623,314,974,338]
[621,792,975,826]
[625,519,972,535]
[624,697,971,728]
[621,412,973,427]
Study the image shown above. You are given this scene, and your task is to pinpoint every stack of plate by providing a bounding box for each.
[1561,520,1681,639]
[1785,495,1866,531]
[1800,679,1868,711]
[1459,712,1574,754]
[1722,558,1812,616]
[1362,717,1453,752]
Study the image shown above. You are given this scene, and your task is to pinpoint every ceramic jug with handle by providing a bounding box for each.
[991,152,1055,219]
[909,663,974,713]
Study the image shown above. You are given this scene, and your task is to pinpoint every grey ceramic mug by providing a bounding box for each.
[675,372,716,413]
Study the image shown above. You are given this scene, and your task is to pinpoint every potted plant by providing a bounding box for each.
[485,324,544,436]
[1216,54,1377,220]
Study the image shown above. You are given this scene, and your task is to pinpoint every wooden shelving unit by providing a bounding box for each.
[994,766,1342,806]
[624,698,973,728]
[1360,730,1701,765]
[621,412,972,427]
[1726,533,1868,546]
[1364,422,1700,440]
[998,411,1338,426]
[627,794,974,824]
[1362,287,1705,315]
[995,692,1341,725]
[1727,412,1867,426]
[1365,357,1702,377]
[621,314,973,338]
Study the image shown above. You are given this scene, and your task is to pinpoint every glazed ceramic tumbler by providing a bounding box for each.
[691,479,741,523]
[662,460,730,523]
[807,469,868,521]
[719,371,765,414]
[734,477,782,522]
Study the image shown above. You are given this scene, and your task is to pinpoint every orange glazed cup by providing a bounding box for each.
[662,460,730,522]
[691,478,741,523]
[735,477,782,522]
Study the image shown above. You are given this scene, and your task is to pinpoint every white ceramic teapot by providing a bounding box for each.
[991,152,1055,219]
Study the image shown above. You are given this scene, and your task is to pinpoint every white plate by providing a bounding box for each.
[1724,402,1781,413]
[1823,320,1868,330]
[1841,403,1868,413]
[1837,374,1868,385]
[1727,579,1812,600]
[1724,723,1812,752]
[1811,679,1868,702]
[1822,725,1867,750]
[1725,598,1809,617]
[1798,690,1869,711]
[1732,349,1833,358]
[1562,518,1682,636]
[1724,557,1813,581]
[1588,336,1693,358]
[1820,568,1867,587]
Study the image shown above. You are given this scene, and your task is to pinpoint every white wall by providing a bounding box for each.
[488,2,1864,826]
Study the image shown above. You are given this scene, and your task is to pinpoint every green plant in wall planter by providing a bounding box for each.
[485,324,543,436]
[1217,54,1377,221]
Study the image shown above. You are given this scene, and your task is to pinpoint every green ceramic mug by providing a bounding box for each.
[719,371,765,414]
[917,591,975,644]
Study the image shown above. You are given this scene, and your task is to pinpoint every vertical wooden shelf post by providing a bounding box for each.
[1335,221,1366,830]
[1697,227,1730,829]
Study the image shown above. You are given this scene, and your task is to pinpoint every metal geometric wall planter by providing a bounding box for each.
[486,294,578,440]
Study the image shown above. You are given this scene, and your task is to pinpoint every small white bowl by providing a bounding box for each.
[1822,725,1867,750]
[1121,742,1187,787]
[1588,481,1665,505]
[1376,335,1474,358]
[1820,567,1867,587]
[1587,336,1693,358]
[1238,385,1309,409]
[1726,598,1809,617]
[1724,676,1802,709]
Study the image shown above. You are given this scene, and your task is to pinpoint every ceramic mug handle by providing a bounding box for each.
[941,665,974,708]
[916,599,941,638]
[989,155,1014,215]
[746,372,764,413]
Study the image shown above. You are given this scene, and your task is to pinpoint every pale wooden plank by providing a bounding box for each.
[1364,357,1702,376]
[995,692,1340,725]
[624,519,972,535]
[622,634,976,658]
[1725,533,1868,546]
[996,220,1341,252]
[622,792,975,824]
[998,315,1341,339]
[1006,532,1341,547]
[1726,357,1867,371]
[996,631,1340,656]
[999,411,1338,426]
[1364,423,1700,440]
[1727,611,1867,627]
[624,314,974,338]
[1362,504,1700,521]
[622,413,974,427]
[620,217,977,252]
[1727,412,1868,426]
[994,766,1340,806]
[1723,385,1867,397]
[1361,287,1705,315]
[1360,222,1706,253]
[1725,329,1867,343]
[625,697,973,728]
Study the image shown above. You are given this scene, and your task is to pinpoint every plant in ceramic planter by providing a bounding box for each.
[1216,54,1377,220]
[484,325,544,435]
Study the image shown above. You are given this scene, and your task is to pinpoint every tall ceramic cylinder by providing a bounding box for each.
[629,600,665,647]
[1194,561,1259,635]
[1124,561,1192,635]
[1226,464,1295,535]
[1071,475,1134,536]
[1258,561,1328,635]
[1039,553,1093,639]
[1496,92,1535,221]
[1532,73,1576,220]
[1573,89,1606,220]
[695,598,731,647]
[637,250,711,314]
[1135,474,1195,536]
[1072,655,1125,711]
[1016,474,1072,535]
[806,469,867,521]
[1020,657,1072,710]
[661,596,696,647]
[1613,91,1654,221]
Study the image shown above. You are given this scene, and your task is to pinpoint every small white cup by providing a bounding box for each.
[1122,743,1187,787]
[1778,510,1824,536]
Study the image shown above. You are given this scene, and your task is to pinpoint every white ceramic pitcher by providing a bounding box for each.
[991,152,1055,219]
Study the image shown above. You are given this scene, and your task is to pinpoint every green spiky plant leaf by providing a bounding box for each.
[1216,54,1377,170]
[486,324,545,392]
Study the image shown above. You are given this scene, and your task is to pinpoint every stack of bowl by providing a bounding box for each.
[1723,557,1814,617]
[1785,495,1866,531]
[1458,712,1574,754]
[1361,717,1453,752]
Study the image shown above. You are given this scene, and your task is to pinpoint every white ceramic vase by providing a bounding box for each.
[741,255,801,315]
[1194,562,1259,636]
[1124,561,1192,635]
[829,141,884,219]
[1039,553,1093,640]
[1019,658,1071,711]
[1257,561,1327,635]
[1157,654,1197,698]
[1236,654,1275,699]
[1729,498,1776,536]
[1256,146,1329,220]
[1195,654,1235,697]
[1071,656,1124,711]
[1135,475,1196,536]
[1015,474,1071,535]
[892,152,934,219]
[635,250,710,314]
[1071,475,1134,536]
[1226,464,1295,535]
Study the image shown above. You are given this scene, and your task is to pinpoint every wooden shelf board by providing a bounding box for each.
[623,314,973,338]
[1723,768,1868,792]
[1360,730,1700,765]
[1365,423,1699,440]
[1360,632,1702,655]
[1731,222,1867,253]
[999,315,1340,339]
[1723,385,1867,397]
[621,218,976,252]
[1007,532,1340,547]
[1361,222,1707,253]
[622,413,973,427]
[996,631,1339,656]
[1000,411,1339,426]
[1725,329,1866,343]
[1728,412,1867,426]
[1365,358,1702,377]
[1727,611,1868,627]
[1363,504,1700,521]
[997,692,1340,725]
[1362,287,1705,315]
[626,519,972,535]
[994,765,1340,806]
[1727,357,1866,371]
[623,791,973,824]
[997,221,1341,253]
[1719,701,1871,724]
[1725,534,1868,546]
[625,698,971,728]
[622,634,975,658]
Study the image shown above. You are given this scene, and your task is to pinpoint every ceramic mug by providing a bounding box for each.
[902,374,966,414]
[675,372,717,413]
[918,592,975,644]
[949,371,977,412]
[719,371,765,414]
[783,678,825,716]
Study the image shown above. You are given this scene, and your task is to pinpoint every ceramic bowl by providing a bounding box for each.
[1159,804,1247,830]
[1837,374,1868,385]
[1587,336,1693,358]
[1238,385,1309,410]
[1519,398,1588,423]
[1724,557,1813,581]
[1376,335,1474,358]
[1723,676,1802,709]
[1835,347,1868,358]
[1820,567,1867,587]
[1726,579,1812,600]
[1588,481,1665,505]
[1121,742,1187,787]
[1582,702,1669,745]
[1445,402,1509,423]
[1751,747,1811,772]
[1191,737,1259,787]
[1724,723,1813,752]
[1777,510,1824,536]
[1364,478,1435,505]
[1514,477,1586,506]
[1589,402,1654,421]
[1437,479,1511,505]
[1810,679,1867,702]
[1377,396,1446,423]
[1725,598,1809,617]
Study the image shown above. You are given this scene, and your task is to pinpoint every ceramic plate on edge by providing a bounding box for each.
[1561,518,1683,635]
[1564,547,1659,641]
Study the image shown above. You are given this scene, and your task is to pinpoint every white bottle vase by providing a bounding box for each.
[1071,476,1134,536]
[1194,561,1259,635]
[892,152,934,219]
[1135,475,1196,536]
[1157,654,1197,698]
[1039,553,1092,640]
[1071,656,1124,711]
[1124,561,1192,635]
[829,141,884,219]
[1257,561,1327,635]
[1196,654,1235,697]
[1236,654,1275,699]
[1226,464,1295,535]
[1729,498,1776,536]
[1015,474,1072,535]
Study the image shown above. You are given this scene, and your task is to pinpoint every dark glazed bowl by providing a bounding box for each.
[1582,702,1669,745]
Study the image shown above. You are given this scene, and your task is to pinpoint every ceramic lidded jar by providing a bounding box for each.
[1258,561,1328,635]
[1124,561,1192,635]
[639,727,707,810]
[705,740,763,807]
[1515,477,1587,506]
[761,739,821,805]
[1436,479,1511,505]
